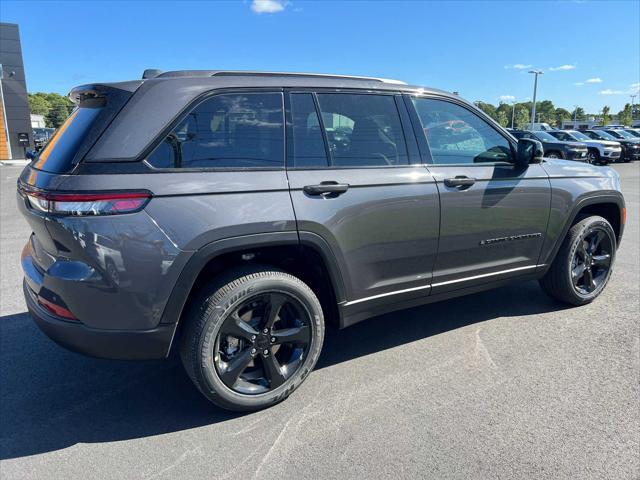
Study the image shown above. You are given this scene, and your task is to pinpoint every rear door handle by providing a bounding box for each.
[444,176,476,188]
[303,182,350,196]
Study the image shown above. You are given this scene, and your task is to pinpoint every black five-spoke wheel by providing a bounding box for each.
[540,215,616,306]
[571,228,612,295]
[215,292,312,395]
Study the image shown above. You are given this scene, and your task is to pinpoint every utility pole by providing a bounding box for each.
[573,105,579,128]
[528,70,544,129]
[511,100,516,129]
[631,94,638,121]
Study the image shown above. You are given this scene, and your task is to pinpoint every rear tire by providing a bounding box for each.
[539,216,616,306]
[180,266,324,411]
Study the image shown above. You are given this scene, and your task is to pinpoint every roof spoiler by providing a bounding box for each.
[68,82,143,105]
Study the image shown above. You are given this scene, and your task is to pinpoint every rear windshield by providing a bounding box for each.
[33,107,102,173]
[31,85,134,173]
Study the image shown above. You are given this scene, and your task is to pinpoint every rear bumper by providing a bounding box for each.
[24,279,175,360]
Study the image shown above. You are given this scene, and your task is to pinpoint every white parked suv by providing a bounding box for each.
[549,130,622,164]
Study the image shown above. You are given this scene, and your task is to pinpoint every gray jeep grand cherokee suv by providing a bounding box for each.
[18,71,625,411]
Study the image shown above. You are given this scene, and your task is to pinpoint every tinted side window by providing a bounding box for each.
[550,131,569,141]
[316,94,409,167]
[411,98,514,165]
[290,93,328,168]
[147,93,284,169]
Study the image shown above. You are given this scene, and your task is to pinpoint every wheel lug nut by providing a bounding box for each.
[251,348,256,355]
[263,328,269,334]
[263,349,269,355]
[271,337,276,343]
[251,335,256,341]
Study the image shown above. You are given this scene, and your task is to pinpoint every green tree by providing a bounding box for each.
[554,108,571,127]
[510,102,531,129]
[573,106,586,121]
[536,100,556,123]
[474,101,498,121]
[27,92,74,128]
[28,93,50,116]
[496,110,509,127]
[618,103,633,126]
[46,104,71,128]
[601,106,611,125]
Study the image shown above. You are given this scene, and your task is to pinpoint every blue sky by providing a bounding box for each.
[2,0,639,113]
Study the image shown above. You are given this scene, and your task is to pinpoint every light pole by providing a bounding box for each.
[511,100,516,129]
[631,94,637,121]
[573,105,579,128]
[528,70,544,129]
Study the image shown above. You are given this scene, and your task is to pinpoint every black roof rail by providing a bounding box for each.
[153,69,407,84]
[210,71,407,84]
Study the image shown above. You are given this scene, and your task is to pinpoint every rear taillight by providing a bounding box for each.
[20,187,151,216]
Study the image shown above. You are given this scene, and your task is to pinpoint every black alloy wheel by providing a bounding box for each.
[539,215,616,306]
[571,228,613,296]
[215,291,312,395]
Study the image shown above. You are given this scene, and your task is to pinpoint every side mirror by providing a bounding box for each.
[25,150,37,161]
[516,138,544,167]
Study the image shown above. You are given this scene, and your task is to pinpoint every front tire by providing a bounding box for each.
[180,267,325,411]
[586,149,600,165]
[539,216,616,306]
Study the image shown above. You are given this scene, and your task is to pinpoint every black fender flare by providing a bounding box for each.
[539,191,625,270]
[159,231,347,328]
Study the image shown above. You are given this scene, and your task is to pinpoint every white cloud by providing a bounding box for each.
[499,95,515,102]
[504,64,531,70]
[549,64,576,71]
[574,82,584,86]
[599,83,640,95]
[585,77,603,83]
[251,0,288,14]
[599,89,625,95]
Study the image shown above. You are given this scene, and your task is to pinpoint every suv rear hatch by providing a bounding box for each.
[17,81,156,325]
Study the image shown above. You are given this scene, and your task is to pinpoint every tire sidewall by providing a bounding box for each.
[566,218,616,302]
[195,274,324,410]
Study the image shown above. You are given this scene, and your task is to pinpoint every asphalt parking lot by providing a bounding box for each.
[0,163,638,480]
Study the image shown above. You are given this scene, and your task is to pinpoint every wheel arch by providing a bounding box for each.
[541,193,625,270]
[160,232,347,356]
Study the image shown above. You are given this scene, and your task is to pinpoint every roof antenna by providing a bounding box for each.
[142,69,163,79]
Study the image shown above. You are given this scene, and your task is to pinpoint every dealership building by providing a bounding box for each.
[0,22,32,160]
